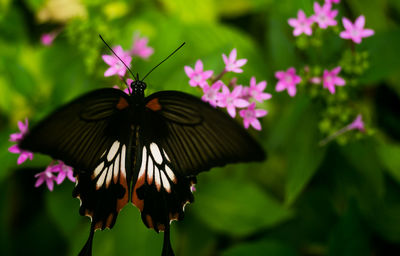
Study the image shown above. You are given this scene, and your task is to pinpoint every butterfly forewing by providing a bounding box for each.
[142,91,266,176]
[19,88,133,229]
[19,88,131,171]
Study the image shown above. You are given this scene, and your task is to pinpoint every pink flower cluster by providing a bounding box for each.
[35,161,75,191]
[288,0,374,44]
[8,118,75,191]
[274,66,346,96]
[9,118,33,164]
[102,33,154,78]
[184,49,270,130]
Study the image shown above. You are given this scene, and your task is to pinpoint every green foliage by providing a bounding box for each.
[193,179,292,236]
[1,0,399,255]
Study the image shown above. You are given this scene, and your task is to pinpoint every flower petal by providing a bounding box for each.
[361,29,374,37]
[234,99,250,108]
[227,105,236,118]
[287,86,297,97]
[195,60,203,73]
[342,17,353,31]
[355,15,365,29]
[251,119,262,131]
[184,66,194,77]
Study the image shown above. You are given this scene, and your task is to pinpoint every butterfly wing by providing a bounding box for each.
[19,88,133,231]
[131,90,266,232]
[143,90,266,176]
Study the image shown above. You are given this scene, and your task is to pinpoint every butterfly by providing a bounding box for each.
[18,37,266,256]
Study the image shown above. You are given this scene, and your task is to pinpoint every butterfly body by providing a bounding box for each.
[19,80,265,255]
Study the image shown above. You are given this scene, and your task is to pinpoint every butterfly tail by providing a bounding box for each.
[78,223,95,256]
[161,224,175,256]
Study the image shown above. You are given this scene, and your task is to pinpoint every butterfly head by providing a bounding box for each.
[130,80,147,97]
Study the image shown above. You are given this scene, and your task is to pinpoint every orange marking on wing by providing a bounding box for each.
[106,214,114,228]
[146,98,161,111]
[146,215,154,229]
[132,174,146,211]
[116,97,129,110]
[117,173,129,212]
[158,224,165,231]
[169,212,179,221]
[95,221,103,230]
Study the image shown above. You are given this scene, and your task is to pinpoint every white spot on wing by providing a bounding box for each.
[165,165,176,183]
[93,162,104,178]
[138,147,147,179]
[161,171,171,193]
[147,157,154,184]
[163,149,170,162]
[150,143,163,165]
[106,163,113,188]
[96,167,108,189]
[154,166,161,191]
[113,154,120,183]
[121,144,126,178]
[107,141,120,161]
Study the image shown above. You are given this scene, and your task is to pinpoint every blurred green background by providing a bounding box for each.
[1,0,400,255]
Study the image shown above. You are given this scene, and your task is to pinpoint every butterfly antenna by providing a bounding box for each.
[99,34,136,81]
[141,42,185,82]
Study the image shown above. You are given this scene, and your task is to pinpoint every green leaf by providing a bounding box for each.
[328,204,370,256]
[222,239,298,256]
[216,0,273,18]
[377,142,400,185]
[46,182,82,239]
[285,100,327,205]
[359,29,400,84]
[340,140,385,201]
[160,0,217,23]
[192,179,292,237]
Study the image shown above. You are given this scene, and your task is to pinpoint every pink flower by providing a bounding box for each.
[9,145,34,165]
[202,80,223,107]
[102,46,132,77]
[222,49,247,73]
[319,114,365,146]
[239,103,268,131]
[34,164,58,191]
[312,2,338,29]
[184,60,213,88]
[247,77,272,102]
[322,66,346,94]
[217,85,250,118]
[9,118,34,165]
[130,33,154,59]
[348,114,365,132]
[340,15,375,44]
[9,118,29,142]
[54,161,75,184]
[288,10,314,36]
[275,67,302,97]
[113,78,133,94]
[41,33,57,46]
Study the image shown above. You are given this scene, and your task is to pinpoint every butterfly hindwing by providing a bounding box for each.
[132,139,195,232]
[73,139,130,230]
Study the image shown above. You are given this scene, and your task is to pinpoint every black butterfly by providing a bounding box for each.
[19,38,266,256]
